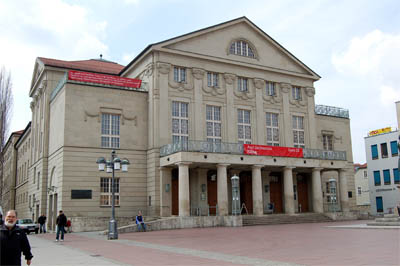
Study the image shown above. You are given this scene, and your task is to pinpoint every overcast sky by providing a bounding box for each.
[1,0,399,163]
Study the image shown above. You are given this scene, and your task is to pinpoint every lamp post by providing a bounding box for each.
[96,150,130,240]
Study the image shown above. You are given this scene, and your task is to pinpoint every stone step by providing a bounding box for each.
[242,213,333,226]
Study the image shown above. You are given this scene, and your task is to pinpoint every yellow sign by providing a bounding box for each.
[368,127,391,136]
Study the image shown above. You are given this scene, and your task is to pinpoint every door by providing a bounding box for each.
[376,196,383,213]
[297,177,309,212]
[207,172,217,215]
[171,169,179,215]
[240,172,253,214]
[52,194,57,231]
[269,177,283,213]
[48,195,53,230]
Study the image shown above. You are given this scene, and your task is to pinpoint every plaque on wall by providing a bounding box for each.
[71,190,92,199]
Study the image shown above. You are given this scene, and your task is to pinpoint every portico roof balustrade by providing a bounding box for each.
[160,140,346,161]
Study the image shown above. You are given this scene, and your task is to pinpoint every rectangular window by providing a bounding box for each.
[237,109,251,144]
[172,101,189,146]
[381,143,388,158]
[292,87,302,100]
[292,116,305,148]
[363,171,367,178]
[322,135,333,150]
[348,191,352,198]
[206,105,221,143]
[101,114,120,148]
[394,168,399,184]
[237,77,248,92]
[174,67,186,83]
[374,170,381,186]
[207,72,219,87]
[371,144,378,159]
[376,196,383,213]
[390,140,398,156]
[266,81,275,96]
[266,112,279,146]
[383,169,391,185]
[37,172,40,190]
[100,177,120,206]
[357,187,362,195]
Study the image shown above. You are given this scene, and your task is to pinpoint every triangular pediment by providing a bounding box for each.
[152,17,319,79]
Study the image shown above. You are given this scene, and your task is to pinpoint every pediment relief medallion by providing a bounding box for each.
[233,77,256,100]
[144,63,154,77]
[168,68,193,92]
[305,87,315,97]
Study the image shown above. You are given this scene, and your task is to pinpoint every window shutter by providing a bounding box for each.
[371,145,378,159]
[390,141,398,155]
[373,171,381,185]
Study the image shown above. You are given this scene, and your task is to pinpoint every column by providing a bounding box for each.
[192,68,205,141]
[339,169,349,212]
[311,168,323,213]
[252,165,264,215]
[280,83,292,147]
[160,167,172,217]
[224,74,236,142]
[283,166,295,214]
[217,164,229,216]
[177,162,191,216]
[305,87,317,149]
[156,62,171,146]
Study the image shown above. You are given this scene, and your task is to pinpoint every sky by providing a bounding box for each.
[0,0,399,164]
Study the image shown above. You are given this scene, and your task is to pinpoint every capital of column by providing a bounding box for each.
[217,163,230,168]
[283,166,295,170]
[312,167,323,172]
[175,162,192,167]
[192,68,205,80]
[252,164,264,170]
[223,73,235,84]
[280,82,292,93]
[156,62,171,75]
[253,78,264,90]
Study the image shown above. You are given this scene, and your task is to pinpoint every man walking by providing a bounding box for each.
[0,210,33,265]
[38,213,47,233]
[55,210,67,242]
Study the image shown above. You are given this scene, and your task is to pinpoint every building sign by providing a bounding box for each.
[71,190,92,199]
[368,127,391,136]
[68,70,142,88]
[243,144,303,158]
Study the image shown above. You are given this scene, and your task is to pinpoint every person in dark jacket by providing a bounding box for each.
[0,210,33,265]
[55,210,67,242]
[135,210,146,232]
[38,213,46,233]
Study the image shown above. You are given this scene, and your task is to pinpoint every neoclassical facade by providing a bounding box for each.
[2,17,357,230]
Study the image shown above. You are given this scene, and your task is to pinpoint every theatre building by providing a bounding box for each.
[6,17,357,231]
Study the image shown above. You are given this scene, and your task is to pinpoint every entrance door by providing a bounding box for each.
[297,177,309,212]
[240,172,253,214]
[207,172,217,215]
[269,176,283,213]
[171,169,179,215]
[376,196,383,213]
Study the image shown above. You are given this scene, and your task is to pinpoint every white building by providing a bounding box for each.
[353,163,370,208]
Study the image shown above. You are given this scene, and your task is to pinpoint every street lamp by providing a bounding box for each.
[96,150,130,240]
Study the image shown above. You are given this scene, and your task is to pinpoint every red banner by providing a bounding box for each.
[68,70,142,88]
[243,144,303,158]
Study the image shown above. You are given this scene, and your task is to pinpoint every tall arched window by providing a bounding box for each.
[229,40,255,58]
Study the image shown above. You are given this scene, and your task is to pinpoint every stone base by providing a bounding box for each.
[71,216,134,232]
[324,211,357,221]
[367,215,400,226]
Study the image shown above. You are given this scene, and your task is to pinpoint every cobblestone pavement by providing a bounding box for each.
[26,220,399,266]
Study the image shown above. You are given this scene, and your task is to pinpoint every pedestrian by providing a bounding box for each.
[135,210,146,232]
[0,210,33,265]
[38,213,47,233]
[0,213,3,225]
[66,219,72,233]
[55,210,67,242]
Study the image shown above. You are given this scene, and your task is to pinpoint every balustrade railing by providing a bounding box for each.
[315,105,349,119]
[302,148,347,161]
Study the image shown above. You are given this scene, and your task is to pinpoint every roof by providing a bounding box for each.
[38,57,124,75]
[354,163,367,170]
[3,130,24,152]
[14,122,32,148]
[120,16,320,79]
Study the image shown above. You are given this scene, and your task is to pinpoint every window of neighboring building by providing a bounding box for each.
[100,177,120,206]
[229,40,255,58]
[381,143,388,158]
[101,114,120,148]
[357,187,362,195]
[383,169,391,185]
[237,77,248,92]
[266,81,276,96]
[322,135,333,151]
[172,101,189,145]
[394,168,399,184]
[374,170,381,186]
[292,116,305,148]
[207,72,219,87]
[237,109,251,144]
[363,170,367,178]
[292,87,302,100]
[206,105,221,143]
[348,191,352,198]
[376,196,383,213]
[390,140,398,156]
[266,112,279,146]
[174,67,186,83]
[371,144,378,160]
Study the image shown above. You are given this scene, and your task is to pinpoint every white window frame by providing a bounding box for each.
[266,81,276,96]
[101,113,120,148]
[100,177,120,206]
[266,112,279,146]
[207,72,219,87]
[237,77,248,92]
[237,109,251,144]
[174,67,186,83]
[206,105,221,143]
[229,40,255,58]
[172,101,189,145]
[292,87,302,100]
[292,116,305,148]
[322,135,333,151]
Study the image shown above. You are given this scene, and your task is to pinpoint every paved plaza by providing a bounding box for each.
[24,220,399,266]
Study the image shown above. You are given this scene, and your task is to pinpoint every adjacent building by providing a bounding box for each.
[1,17,358,231]
[353,163,370,211]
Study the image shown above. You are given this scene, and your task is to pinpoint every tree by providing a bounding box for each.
[0,67,14,204]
